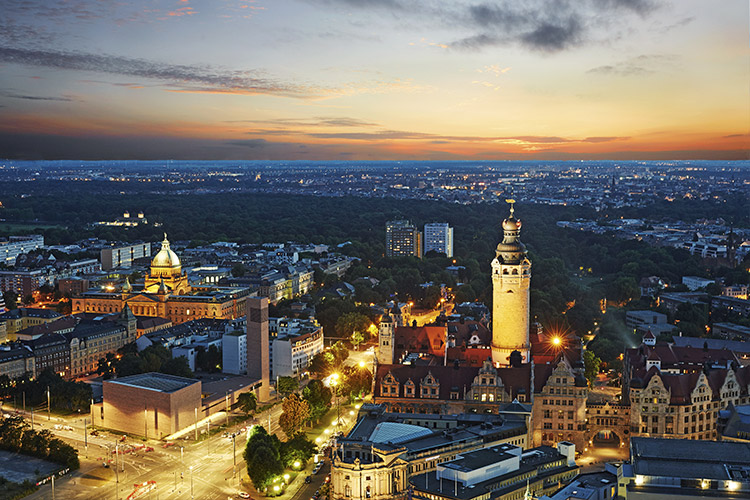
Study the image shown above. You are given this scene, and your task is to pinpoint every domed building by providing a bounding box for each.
[143,234,190,295]
[72,234,251,328]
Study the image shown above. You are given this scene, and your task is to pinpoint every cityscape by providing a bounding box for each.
[1,1,750,500]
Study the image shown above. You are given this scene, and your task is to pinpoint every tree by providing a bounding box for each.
[308,351,334,378]
[238,392,257,417]
[244,426,283,490]
[279,434,316,468]
[335,312,371,348]
[330,342,349,366]
[583,350,601,388]
[232,263,247,277]
[607,277,639,306]
[278,393,311,439]
[2,291,17,310]
[302,379,332,423]
[277,376,299,398]
[161,356,194,378]
[340,365,372,402]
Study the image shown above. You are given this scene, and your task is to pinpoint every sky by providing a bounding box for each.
[0,0,748,161]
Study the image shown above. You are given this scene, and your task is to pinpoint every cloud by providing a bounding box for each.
[587,54,676,76]
[228,116,379,128]
[225,139,269,148]
[520,17,583,52]
[2,92,75,102]
[0,46,317,98]
[315,0,665,53]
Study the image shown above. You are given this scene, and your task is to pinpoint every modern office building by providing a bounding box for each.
[222,330,247,375]
[100,242,151,270]
[386,220,422,258]
[424,223,453,258]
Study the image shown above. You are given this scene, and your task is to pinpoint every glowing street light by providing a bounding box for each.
[551,337,562,346]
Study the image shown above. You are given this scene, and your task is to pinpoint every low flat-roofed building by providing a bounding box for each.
[409,441,577,500]
[620,437,750,498]
[95,372,201,440]
[625,311,667,333]
[539,467,618,500]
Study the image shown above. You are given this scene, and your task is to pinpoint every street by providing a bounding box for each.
[22,406,278,500]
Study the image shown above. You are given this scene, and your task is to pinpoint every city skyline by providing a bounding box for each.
[0,0,748,160]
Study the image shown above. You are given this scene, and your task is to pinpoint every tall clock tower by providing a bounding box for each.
[491,200,531,365]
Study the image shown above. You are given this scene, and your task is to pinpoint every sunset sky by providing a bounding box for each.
[0,0,748,160]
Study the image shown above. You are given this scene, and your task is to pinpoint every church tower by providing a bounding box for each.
[491,200,531,365]
[377,312,395,365]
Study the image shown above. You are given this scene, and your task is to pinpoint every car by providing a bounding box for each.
[325,475,330,483]
[305,476,312,484]
[102,462,109,468]
[238,492,251,499]
[144,446,154,452]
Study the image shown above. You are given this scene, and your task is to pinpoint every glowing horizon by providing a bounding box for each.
[0,0,748,160]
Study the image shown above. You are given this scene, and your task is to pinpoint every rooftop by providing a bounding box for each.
[631,437,750,482]
[107,372,199,393]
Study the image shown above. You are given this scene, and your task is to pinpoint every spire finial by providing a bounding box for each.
[506,198,516,217]
[163,232,168,242]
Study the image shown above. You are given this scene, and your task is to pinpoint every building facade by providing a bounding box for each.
[423,223,453,258]
[386,220,422,258]
[100,242,151,270]
[0,342,35,379]
[69,307,137,378]
[0,235,44,267]
[272,326,324,378]
[222,331,247,375]
[0,269,54,297]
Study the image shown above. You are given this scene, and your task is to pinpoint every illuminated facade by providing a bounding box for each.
[72,235,251,326]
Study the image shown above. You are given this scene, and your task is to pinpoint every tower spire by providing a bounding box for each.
[506,198,516,218]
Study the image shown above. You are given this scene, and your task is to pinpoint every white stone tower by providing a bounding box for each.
[491,200,531,365]
[377,312,395,365]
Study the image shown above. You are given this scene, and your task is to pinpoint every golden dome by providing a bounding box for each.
[151,234,181,272]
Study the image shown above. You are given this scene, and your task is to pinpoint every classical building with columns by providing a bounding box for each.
[72,235,251,328]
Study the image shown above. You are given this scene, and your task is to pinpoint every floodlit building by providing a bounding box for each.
[73,235,252,325]
[331,404,530,500]
[94,372,202,440]
[491,201,531,364]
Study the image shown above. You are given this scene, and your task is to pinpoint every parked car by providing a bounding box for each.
[305,476,312,484]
